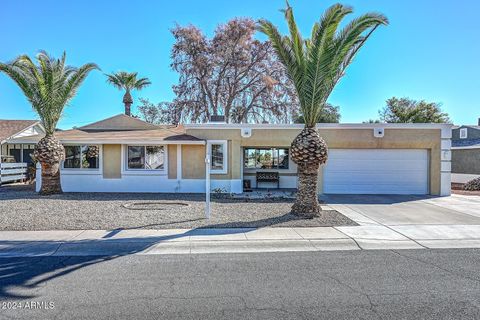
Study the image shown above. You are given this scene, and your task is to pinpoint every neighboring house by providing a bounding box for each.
[451,120,480,184]
[0,119,45,184]
[6,114,452,196]
[0,119,45,163]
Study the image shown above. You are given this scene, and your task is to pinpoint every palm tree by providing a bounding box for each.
[0,51,98,194]
[105,71,151,116]
[259,3,388,217]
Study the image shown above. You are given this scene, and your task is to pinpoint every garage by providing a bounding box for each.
[323,149,429,195]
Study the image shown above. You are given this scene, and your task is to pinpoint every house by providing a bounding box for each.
[0,119,45,184]
[451,120,480,184]
[5,114,452,196]
[0,119,45,164]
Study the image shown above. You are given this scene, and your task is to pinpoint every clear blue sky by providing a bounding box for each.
[1,0,479,128]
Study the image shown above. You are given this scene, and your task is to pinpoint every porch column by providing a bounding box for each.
[177,144,182,180]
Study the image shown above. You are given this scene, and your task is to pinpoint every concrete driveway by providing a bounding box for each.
[322,194,480,226]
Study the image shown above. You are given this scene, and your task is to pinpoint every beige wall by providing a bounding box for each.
[168,145,177,179]
[102,144,121,179]
[182,145,206,179]
[186,127,443,195]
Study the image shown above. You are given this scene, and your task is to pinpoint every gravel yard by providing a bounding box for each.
[0,184,357,230]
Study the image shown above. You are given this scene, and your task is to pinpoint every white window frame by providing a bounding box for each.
[243,147,290,170]
[61,144,102,175]
[460,128,468,139]
[122,144,168,175]
[208,140,228,174]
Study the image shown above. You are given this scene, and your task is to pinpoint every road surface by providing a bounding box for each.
[1,249,479,319]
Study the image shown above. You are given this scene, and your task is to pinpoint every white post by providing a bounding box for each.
[205,143,211,219]
[0,142,3,187]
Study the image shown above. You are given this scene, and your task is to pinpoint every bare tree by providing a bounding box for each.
[170,18,298,123]
[136,98,180,125]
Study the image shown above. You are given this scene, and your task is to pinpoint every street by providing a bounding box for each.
[1,249,480,319]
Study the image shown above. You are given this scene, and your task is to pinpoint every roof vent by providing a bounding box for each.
[209,115,226,123]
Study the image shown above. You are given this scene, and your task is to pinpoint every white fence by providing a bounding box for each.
[0,162,28,183]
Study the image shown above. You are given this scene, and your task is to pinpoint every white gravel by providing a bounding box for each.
[0,184,357,230]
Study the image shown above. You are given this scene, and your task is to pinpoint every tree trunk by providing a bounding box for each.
[33,135,65,195]
[290,127,328,217]
[40,161,62,194]
[292,163,320,217]
[123,90,133,116]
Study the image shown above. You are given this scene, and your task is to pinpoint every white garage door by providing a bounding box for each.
[323,149,429,195]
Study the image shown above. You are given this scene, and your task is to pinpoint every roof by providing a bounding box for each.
[453,125,480,130]
[452,138,480,149]
[8,124,203,144]
[78,114,160,131]
[0,120,39,143]
[184,123,453,130]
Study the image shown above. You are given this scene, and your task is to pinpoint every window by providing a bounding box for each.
[244,148,289,169]
[460,128,468,139]
[208,141,227,174]
[127,145,165,170]
[64,145,99,169]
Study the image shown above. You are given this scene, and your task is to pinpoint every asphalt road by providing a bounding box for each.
[1,249,480,320]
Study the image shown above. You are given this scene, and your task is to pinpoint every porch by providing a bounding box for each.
[0,143,34,185]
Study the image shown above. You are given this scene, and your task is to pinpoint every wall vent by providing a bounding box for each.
[241,128,252,138]
[373,128,385,138]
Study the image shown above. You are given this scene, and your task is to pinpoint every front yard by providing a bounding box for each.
[0,185,356,230]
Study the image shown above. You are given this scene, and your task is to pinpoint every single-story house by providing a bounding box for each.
[0,119,45,184]
[451,121,480,184]
[5,114,452,196]
[0,119,44,164]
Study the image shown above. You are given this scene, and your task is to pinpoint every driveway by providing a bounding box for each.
[322,194,480,226]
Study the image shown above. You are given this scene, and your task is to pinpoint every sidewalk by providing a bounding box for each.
[2,225,480,257]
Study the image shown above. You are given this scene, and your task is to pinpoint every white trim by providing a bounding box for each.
[242,147,294,173]
[451,145,480,150]
[122,144,168,175]
[0,121,43,144]
[459,128,468,139]
[441,161,451,172]
[451,173,480,184]
[6,138,206,145]
[185,123,453,130]
[441,150,452,161]
[441,139,452,150]
[440,172,451,196]
[177,144,182,180]
[207,140,228,174]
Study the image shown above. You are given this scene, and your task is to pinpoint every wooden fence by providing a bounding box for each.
[0,162,28,184]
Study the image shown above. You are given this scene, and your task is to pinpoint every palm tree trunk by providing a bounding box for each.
[33,134,65,195]
[292,163,320,217]
[123,90,133,116]
[290,127,328,217]
[40,161,62,194]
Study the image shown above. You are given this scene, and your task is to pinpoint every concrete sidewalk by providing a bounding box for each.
[2,225,480,256]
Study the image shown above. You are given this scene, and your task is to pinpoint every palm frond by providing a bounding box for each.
[258,3,388,127]
[105,71,151,91]
[0,51,98,134]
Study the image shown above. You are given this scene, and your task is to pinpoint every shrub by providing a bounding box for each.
[464,177,480,191]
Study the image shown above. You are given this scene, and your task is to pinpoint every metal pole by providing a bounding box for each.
[205,144,211,219]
